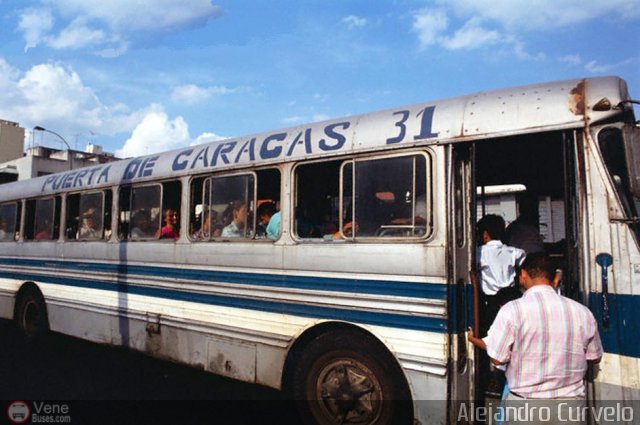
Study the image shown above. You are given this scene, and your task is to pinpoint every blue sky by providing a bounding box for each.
[1,0,639,158]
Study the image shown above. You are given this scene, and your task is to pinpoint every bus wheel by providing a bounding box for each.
[15,286,49,342]
[292,329,412,425]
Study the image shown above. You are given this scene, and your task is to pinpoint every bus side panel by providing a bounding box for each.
[0,277,20,319]
[584,137,640,403]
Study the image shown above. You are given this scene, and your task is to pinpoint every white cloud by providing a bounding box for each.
[49,0,222,32]
[116,105,190,158]
[0,57,225,158]
[171,84,234,104]
[438,0,640,31]
[342,15,367,30]
[18,8,53,51]
[0,58,145,146]
[559,54,582,66]
[282,114,331,125]
[191,132,226,146]
[15,63,106,129]
[18,0,222,55]
[47,17,107,50]
[312,114,331,122]
[440,17,499,50]
[283,116,304,124]
[584,58,634,74]
[412,8,448,49]
[413,1,640,58]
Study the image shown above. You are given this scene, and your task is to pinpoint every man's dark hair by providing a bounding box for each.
[477,214,505,240]
[520,252,555,281]
[257,201,276,218]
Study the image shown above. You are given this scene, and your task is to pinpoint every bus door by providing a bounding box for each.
[448,143,475,420]
[585,124,640,409]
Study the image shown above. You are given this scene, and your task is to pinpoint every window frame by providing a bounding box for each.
[28,196,57,242]
[596,125,640,246]
[291,150,434,243]
[202,171,257,241]
[117,182,164,242]
[65,190,107,242]
[338,150,433,242]
[0,202,19,242]
[291,157,344,242]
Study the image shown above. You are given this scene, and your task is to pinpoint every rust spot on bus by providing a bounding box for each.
[568,81,585,115]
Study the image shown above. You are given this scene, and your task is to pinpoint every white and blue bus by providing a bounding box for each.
[0,76,638,424]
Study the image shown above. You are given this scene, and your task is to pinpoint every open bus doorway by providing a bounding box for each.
[472,130,579,403]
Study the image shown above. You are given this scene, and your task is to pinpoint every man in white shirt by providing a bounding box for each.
[474,214,526,397]
[476,214,526,332]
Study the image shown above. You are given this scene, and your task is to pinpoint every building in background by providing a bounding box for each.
[0,120,25,184]
[0,120,120,184]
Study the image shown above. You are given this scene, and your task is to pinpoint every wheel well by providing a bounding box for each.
[281,321,409,395]
[13,282,45,320]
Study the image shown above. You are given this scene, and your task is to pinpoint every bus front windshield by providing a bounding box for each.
[598,126,640,240]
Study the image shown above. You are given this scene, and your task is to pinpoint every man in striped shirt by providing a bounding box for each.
[483,253,603,423]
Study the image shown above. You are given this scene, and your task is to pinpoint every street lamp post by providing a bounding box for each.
[33,126,73,170]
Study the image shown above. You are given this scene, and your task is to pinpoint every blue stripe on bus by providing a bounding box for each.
[0,257,447,300]
[0,260,447,333]
[589,292,640,359]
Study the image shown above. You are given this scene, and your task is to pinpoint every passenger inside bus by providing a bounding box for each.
[221,201,248,238]
[35,220,52,240]
[505,192,544,254]
[192,210,221,240]
[389,193,427,226]
[256,201,276,238]
[77,207,100,240]
[266,209,280,240]
[158,208,180,240]
[0,217,11,240]
[130,210,154,240]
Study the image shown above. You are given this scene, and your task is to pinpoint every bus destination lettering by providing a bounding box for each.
[41,165,112,192]
[173,106,438,172]
[40,106,438,192]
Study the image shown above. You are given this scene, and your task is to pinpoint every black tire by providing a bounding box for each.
[291,329,413,425]
[15,286,49,342]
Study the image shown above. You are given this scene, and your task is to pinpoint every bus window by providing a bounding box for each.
[341,153,431,239]
[66,191,108,241]
[119,181,181,241]
[157,181,181,240]
[0,203,18,241]
[128,184,161,240]
[598,127,640,241]
[25,197,60,241]
[190,169,279,241]
[206,174,255,239]
[294,160,342,239]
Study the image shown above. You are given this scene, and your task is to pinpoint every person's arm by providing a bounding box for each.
[483,307,515,366]
[585,314,604,364]
[467,327,487,350]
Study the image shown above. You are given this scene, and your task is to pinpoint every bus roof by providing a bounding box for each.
[0,76,632,202]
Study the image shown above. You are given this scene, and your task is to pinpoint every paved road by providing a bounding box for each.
[0,319,302,424]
